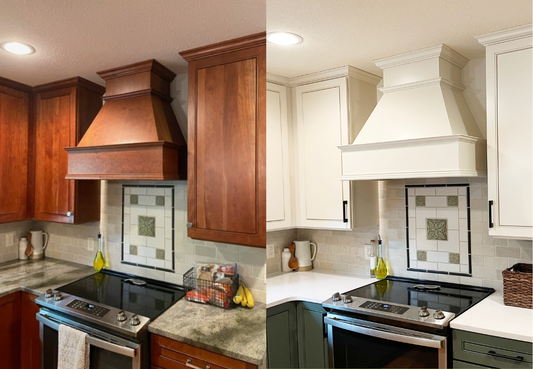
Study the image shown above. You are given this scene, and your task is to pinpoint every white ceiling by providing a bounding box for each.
[0,0,265,86]
[267,0,532,78]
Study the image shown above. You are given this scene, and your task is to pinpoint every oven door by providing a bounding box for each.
[325,314,447,368]
[37,309,144,369]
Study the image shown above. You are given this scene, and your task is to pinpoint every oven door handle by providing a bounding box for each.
[324,316,445,349]
[36,313,137,358]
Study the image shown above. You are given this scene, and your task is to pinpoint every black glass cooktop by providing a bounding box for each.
[58,270,185,320]
[344,276,494,315]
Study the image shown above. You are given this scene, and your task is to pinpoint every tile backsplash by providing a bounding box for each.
[37,181,266,303]
[267,178,532,292]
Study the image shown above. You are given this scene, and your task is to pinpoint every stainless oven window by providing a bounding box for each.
[325,315,447,368]
[38,310,143,369]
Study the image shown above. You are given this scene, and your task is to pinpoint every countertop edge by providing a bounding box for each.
[450,323,533,343]
[148,323,264,365]
[266,295,324,308]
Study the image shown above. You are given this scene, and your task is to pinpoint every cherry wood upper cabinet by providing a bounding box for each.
[33,77,104,223]
[180,33,266,248]
[0,78,31,223]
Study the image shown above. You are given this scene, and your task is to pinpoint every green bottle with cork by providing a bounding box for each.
[375,235,388,280]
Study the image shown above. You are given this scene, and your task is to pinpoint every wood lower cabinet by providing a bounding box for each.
[0,78,31,223]
[0,292,21,369]
[151,334,258,369]
[180,33,266,248]
[33,77,104,223]
[21,292,41,369]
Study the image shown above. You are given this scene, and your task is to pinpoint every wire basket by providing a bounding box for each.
[183,267,239,309]
[502,263,532,309]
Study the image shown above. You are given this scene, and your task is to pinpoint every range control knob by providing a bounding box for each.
[53,292,63,301]
[332,292,341,301]
[130,314,141,326]
[434,309,445,320]
[116,310,127,322]
[343,295,353,304]
[419,306,430,317]
[45,289,53,299]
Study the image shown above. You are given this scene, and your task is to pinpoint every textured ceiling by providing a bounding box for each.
[0,0,266,86]
[267,0,532,78]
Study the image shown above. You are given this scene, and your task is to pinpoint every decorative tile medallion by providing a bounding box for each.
[138,216,156,237]
[447,196,458,207]
[122,185,175,272]
[406,184,471,276]
[426,219,448,241]
[449,253,460,264]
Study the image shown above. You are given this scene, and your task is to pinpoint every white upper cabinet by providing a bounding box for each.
[292,68,380,230]
[266,82,292,230]
[477,24,533,240]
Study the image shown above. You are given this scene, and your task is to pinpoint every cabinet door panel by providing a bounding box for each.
[297,302,327,369]
[267,83,291,230]
[21,292,41,369]
[34,88,75,222]
[0,85,29,222]
[266,303,298,369]
[496,47,532,228]
[0,292,21,369]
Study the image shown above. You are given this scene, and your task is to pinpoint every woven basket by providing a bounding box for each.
[502,263,532,309]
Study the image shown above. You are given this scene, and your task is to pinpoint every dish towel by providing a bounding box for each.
[58,324,90,369]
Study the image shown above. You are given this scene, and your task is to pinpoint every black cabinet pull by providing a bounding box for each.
[343,200,348,223]
[487,350,524,362]
[488,200,494,228]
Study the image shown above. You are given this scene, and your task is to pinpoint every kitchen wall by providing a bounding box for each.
[0,220,33,262]
[39,180,266,303]
[267,178,532,293]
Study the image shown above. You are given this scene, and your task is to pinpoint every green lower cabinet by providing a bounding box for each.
[453,329,532,369]
[267,302,299,368]
[267,302,328,369]
[297,302,328,369]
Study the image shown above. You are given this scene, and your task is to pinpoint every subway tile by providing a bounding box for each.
[495,246,520,258]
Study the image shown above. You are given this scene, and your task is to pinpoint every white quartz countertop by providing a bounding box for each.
[266,270,375,308]
[450,292,533,342]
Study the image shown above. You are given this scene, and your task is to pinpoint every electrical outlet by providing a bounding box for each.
[266,244,275,259]
[364,244,372,260]
[87,237,95,251]
[6,233,14,247]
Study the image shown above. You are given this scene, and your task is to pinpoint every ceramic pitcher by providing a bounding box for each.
[30,230,49,259]
[293,240,317,271]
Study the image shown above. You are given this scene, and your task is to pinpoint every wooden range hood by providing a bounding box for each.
[65,60,187,180]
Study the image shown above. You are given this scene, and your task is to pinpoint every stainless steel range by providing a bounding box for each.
[36,270,185,369]
[322,277,494,368]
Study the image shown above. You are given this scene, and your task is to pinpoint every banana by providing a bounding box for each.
[233,284,244,304]
[243,283,254,308]
[241,284,248,307]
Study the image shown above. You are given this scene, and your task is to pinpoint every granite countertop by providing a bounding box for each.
[0,258,95,298]
[267,269,375,308]
[149,299,266,365]
[450,292,533,342]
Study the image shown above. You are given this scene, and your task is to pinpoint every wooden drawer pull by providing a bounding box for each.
[186,358,211,369]
[487,350,524,362]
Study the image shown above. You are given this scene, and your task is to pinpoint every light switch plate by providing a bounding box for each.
[6,233,14,247]
[266,244,275,259]
[87,237,95,251]
[364,244,372,260]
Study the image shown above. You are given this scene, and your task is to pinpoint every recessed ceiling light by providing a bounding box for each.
[267,32,303,46]
[1,41,35,55]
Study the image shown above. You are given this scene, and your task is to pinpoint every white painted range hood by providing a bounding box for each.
[339,45,486,180]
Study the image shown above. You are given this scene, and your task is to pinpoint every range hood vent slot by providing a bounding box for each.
[339,45,486,180]
[66,59,187,180]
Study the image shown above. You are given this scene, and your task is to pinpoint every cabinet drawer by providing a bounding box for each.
[453,330,532,369]
[151,334,257,369]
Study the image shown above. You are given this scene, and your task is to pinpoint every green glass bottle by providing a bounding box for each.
[375,237,388,280]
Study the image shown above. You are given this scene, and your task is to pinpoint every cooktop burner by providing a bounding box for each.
[322,276,494,330]
[57,270,185,320]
